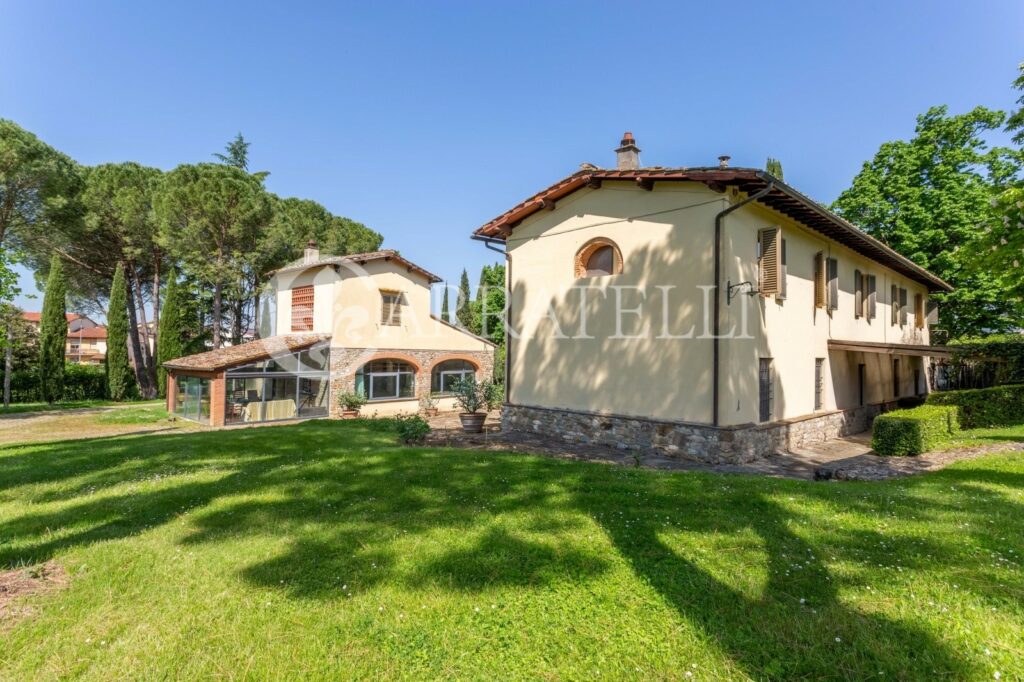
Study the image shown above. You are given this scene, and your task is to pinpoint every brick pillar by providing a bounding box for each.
[210,371,226,427]
[166,373,177,413]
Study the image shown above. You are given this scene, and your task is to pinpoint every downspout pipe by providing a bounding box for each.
[471,234,511,403]
[712,181,775,427]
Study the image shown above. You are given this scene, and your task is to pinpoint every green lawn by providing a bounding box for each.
[1,421,1022,680]
[0,399,162,416]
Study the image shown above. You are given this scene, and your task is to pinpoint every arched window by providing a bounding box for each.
[356,359,416,400]
[431,359,476,394]
[574,238,623,278]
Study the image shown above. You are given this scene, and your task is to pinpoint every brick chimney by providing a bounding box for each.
[615,132,641,170]
[718,155,731,169]
[304,240,320,264]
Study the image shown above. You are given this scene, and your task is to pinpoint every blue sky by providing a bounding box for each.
[2,0,1022,314]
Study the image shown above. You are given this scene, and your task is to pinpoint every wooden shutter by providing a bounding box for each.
[814,252,826,309]
[854,269,863,318]
[758,227,782,295]
[827,258,839,311]
[899,288,908,326]
[380,291,401,326]
[778,239,788,300]
[866,275,877,319]
[926,298,939,325]
[914,293,924,328]
[891,284,899,324]
[290,285,314,332]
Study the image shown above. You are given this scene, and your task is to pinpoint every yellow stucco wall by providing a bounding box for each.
[271,259,492,353]
[506,181,938,427]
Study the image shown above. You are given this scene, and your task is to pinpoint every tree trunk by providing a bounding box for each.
[151,259,161,357]
[123,263,155,398]
[231,298,243,345]
[130,265,154,371]
[212,282,222,348]
[253,287,262,340]
[3,332,11,408]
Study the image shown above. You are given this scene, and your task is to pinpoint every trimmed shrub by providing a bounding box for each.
[392,414,431,445]
[872,405,960,456]
[4,364,108,403]
[926,384,1024,429]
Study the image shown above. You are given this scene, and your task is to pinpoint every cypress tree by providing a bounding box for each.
[440,284,450,322]
[106,263,137,401]
[156,268,186,397]
[38,255,68,403]
[456,268,473,328]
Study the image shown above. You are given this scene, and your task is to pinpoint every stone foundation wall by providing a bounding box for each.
[503,402,894,464]
[328,346,495,416]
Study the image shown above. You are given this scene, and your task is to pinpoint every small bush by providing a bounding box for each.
[872,405,960,456]
[392,414,431,445]
[337,391,367,411]
[925,384,1024,429]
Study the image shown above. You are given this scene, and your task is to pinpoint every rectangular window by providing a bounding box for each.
[826,257,839,311]
[914,293,925,329]
[899,288,908,327]
[778,238,788,300]
[858,363,866,406]
[891,284,899,325]
[814,358,825,411]
[893,359,900,398]
[926,298,939,326]
[814,252,826,309]
[758,226,782,295]
[291,285,314,332]
[914,368,922,396]
[866,275,877,320]
[381,290,401,326]
[759,358,774,422]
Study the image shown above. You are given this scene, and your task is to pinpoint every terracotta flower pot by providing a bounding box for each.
[341,409,360,419]
[459,412,487,433]
[423,408,439,417]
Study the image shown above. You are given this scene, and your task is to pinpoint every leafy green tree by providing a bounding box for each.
[832,106,1024,338]
[455,269,472,328]
[765,157,784,180]
[0,303,34,407]
[155,268,187,397]
[156,163,273,348]
[0,119,82,250]
[106,263,137,401]
[440,284,450,322]
[214,133,251,170]
[1006,63,1024,145]
[469,264,506,345]
[38,255,67,402]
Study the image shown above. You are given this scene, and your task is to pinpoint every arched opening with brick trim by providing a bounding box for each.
[429,357,481,394]
[356,358,418,401]
[574,238,623,278]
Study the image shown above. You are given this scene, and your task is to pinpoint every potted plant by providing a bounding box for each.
[450,377,500,433]
[337,391,366,419]
[420,392,440,417]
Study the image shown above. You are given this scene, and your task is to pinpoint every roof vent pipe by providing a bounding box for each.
[615,132,641,170]
[718,155,731,169]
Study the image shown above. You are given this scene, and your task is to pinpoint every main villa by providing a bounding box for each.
[470,133,952,462]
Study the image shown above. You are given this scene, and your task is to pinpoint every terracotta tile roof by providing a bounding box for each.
[471,167,952,292]
[69,326,108,339]
[22,312,82,323]
[271,249,442,283]
[162,334,331,372]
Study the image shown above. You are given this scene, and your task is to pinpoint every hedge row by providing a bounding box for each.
[925,384,1024,429]
[0,364,108,403]
[872,405,960,456]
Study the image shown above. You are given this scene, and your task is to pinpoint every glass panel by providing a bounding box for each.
[263,377,298,421]
[586,246,614,276]
[298,377,329,418]
[298,345,330,372]
[226,377,265,424]
[371,374,397,399]
[398,372,415,398]
[174,376,211,424]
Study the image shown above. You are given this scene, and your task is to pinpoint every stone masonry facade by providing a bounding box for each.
[503,402,895,464]
[328,346,496,416]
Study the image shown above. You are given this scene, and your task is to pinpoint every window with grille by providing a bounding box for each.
[759,358,774,422]
[814,358,825,411]
[381,291,402,326]
[893,359,900,398]
[290,286,314,332]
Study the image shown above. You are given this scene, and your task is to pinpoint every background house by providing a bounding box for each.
[21,312,108,365]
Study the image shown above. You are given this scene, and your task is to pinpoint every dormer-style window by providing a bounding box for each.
[381,290,402,326]
[291,285,314,332]
[574,238,623,278]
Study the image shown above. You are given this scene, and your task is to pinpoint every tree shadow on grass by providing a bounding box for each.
[1,421,1012,678]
